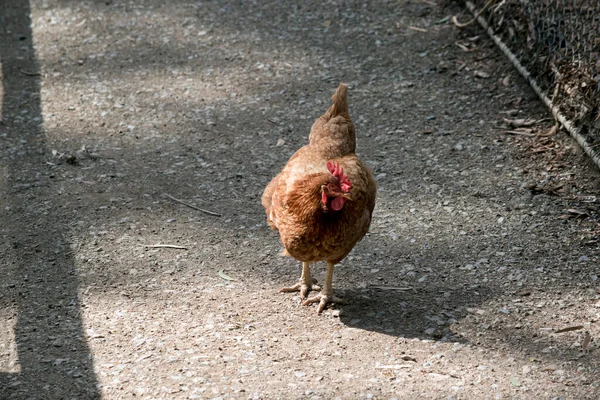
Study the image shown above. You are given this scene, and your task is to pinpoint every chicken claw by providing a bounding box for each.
[279,262,320,300]
[303,293,347,314]
[279,278,321,300]
[302,262,346,313]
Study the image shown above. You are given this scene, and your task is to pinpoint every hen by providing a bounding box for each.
[261,83,376,313]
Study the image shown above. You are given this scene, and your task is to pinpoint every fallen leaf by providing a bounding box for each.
[474,70,490,79]
[502,76,511,86]
[322,20,331,28]
[276,138,286,147]
[400,355,417,362]
[538,124,557,137]
[218,270,235,281]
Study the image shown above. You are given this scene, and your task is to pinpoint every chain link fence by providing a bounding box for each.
[467,0,600,151]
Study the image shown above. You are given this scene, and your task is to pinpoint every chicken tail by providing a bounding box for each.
[328,83,348,117]
[308,82,355,152]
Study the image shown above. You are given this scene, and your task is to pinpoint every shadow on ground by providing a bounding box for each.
[340,285,494,340]
[0,0,99,397]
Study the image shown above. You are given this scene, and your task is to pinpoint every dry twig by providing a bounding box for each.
[555,325,584,333]
[19,69,41,77]
[164,193,221,217]
[144,244,188,250]
[368,286,413,291]
[504,130,536,137]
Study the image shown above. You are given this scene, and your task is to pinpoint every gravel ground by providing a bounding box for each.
[1,0,600,399]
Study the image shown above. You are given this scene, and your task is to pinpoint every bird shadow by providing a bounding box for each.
[338,284,494,341]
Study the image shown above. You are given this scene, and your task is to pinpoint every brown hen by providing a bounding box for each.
[261,83,377,313]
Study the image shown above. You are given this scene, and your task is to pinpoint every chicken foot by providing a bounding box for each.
[303,262,346,313]
[279,261,321,300]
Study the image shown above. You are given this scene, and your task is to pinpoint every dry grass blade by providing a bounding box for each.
[408,26,427,32]
[375,364,413,369]
[164,193,221,217]
[455,42,474,52]
[218,270,235,281]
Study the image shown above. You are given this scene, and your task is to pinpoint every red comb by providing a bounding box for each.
[326,161,352,192]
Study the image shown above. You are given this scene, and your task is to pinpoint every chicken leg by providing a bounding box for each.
[303,262,346,313]
[279,261,321,300]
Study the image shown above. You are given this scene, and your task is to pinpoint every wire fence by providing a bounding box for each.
[468,0,600,148]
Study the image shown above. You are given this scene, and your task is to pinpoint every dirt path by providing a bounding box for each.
[1,0,600,399]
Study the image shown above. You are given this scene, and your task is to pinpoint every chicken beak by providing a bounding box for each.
[339,192,353,201]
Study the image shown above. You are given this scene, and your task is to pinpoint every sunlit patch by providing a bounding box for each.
[0,307,21,373]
